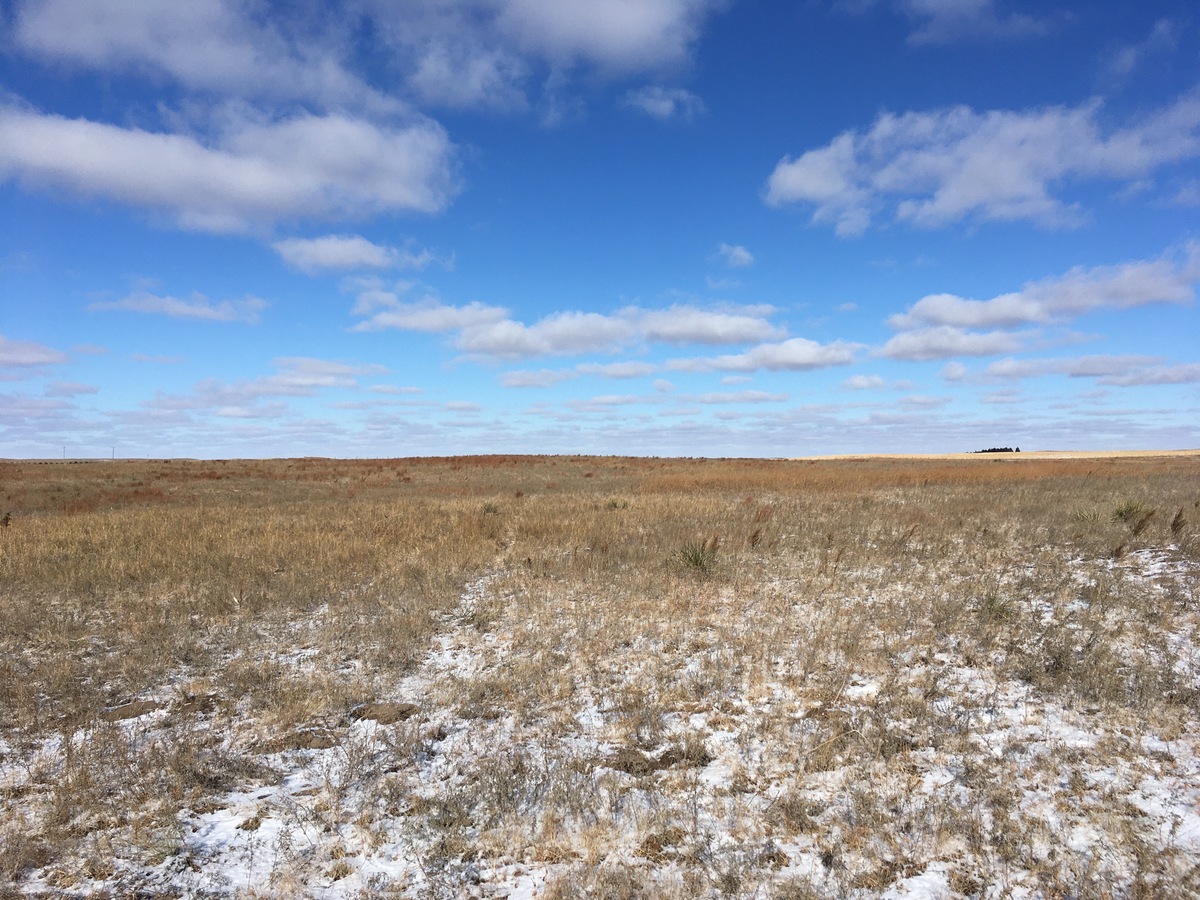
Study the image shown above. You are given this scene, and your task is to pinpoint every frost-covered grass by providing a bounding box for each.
[1,454,1198,898]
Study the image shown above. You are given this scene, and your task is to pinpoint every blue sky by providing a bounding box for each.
[2,0,1198,458]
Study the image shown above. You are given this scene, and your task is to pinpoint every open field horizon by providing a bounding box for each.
[2,454,1198,898]
[7,448,1200,465]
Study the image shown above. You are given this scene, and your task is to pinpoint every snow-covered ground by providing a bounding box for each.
[4,545,1198,898]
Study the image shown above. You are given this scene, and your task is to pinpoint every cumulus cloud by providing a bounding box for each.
[353,290,785,360]
[0,106,458,232]
[21,0,722,117]
[458,304,781,360]
[14,0,396,113]
[494,0,717,71]
[877,244,1199,362]
[890,247,1198,331]
[274,235,441,273]
[765,90,1200,234]
[624,86,705,120]
[0,335,68,368]
[669,337,861,372]
[363,0,719,112]
[876,326,1024,361]
[457,311,634,359]
[636,306,783,344]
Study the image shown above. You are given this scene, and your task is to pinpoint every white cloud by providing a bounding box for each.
[274,235,441,273]
[567,393,646,410]
[501,362,660,389]
[715,242,754,268]
[89,290,267,323]
[766,133,869,236]
[369,384,423,395]
[635,306,783,344]
[1109,19,1178,77]
[984,355,1166,382]
[765,90,1200,233]
[979,354,1200,388]
[576,361,658,378]
[695,390,788,404]
[14,0,397,113]
[457,311,635,360]
[625,86,705,120]
[408,42,530,111]
[353,299,510,333]
[259,357,388,395]
[902,0,1052,45]
[144,357,386,418]
[495,0,716,71]
[44,381,99,398]
[890,248,1197,331]
[0,335,68,367]
[876,326,1024,361]
[669,338,861,372]
[941,361,969,381]
[898,393,950,408]
[843,374,885,390]
[501,369,574,388]
[363,0,719,112]
[353,292,784,360]
[1100,363,1200,386]
[888,292,1046,330]
[982,390,1022,405]
[0,106,458,233]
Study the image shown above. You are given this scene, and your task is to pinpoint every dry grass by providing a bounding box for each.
[1,453,1199,897]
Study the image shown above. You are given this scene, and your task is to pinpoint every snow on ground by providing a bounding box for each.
[5,549,1199,897]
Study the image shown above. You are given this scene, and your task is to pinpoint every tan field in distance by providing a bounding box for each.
[1,453,1198,897]
[803,447,1200,461]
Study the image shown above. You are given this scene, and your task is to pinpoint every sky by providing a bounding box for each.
[1,0,1198,459]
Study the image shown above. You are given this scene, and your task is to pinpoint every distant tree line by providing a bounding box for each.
[973,447,1020,453]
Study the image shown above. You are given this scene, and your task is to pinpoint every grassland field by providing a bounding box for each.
[1,453,1198,898]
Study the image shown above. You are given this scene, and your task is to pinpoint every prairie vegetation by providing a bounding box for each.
[1,453,1198,897]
